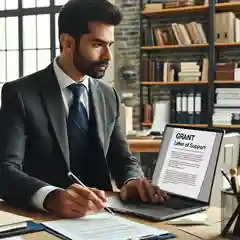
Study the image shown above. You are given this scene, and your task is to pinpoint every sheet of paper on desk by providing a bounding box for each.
[0,210,31,233]
[2,237,23,240]
[43,212,169,240]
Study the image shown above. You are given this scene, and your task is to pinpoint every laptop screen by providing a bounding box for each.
[152,125,224,204]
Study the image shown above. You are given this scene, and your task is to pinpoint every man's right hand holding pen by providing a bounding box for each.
[43,184,108,218]
[42,170,168,218]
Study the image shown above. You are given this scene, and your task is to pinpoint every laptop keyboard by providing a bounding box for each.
[162,197,195,210]
[118,196,198,210]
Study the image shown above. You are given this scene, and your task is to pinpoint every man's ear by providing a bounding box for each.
[60,33,73,52]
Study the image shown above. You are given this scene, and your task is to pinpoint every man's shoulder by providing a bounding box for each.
[3,65,52,92]
[97,80,114,91]
[94,80,118,98]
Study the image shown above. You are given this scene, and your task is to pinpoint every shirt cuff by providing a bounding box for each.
[31,186,61,211]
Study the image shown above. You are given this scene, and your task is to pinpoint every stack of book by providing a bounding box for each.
[164,0,195,8]
[213,88,240,125]
[178,62,201,81]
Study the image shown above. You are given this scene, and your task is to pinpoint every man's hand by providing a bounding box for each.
[43,184,107,218]
[120,178,168,204]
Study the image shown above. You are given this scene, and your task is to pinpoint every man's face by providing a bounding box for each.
[72,22,114,79]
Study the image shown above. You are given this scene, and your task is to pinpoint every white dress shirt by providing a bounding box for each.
[31,58,89,211]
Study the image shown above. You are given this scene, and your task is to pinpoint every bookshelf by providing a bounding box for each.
[141,43,208,50]
[139,0,240,131]
[141,81,208,85]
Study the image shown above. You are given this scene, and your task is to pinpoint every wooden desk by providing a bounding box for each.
[0,200,226,240]
[127,138,161,153]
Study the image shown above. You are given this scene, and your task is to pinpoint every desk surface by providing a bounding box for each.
[0,199,226,240]
[127,138,161,153]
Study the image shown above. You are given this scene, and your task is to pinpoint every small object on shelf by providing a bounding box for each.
[144,3,163,12]
[230,168,239,193]
[221,168,240,238]
[231,113,240,125]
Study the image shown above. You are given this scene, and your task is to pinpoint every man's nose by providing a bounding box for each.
[101,46,112,62]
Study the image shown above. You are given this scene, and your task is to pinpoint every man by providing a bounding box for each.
[0,0,167,218]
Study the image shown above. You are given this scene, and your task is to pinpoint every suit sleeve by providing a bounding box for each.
[0,83,49,209]
[107,88,144,189]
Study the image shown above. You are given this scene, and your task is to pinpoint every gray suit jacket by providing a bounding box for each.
[0,63,144,209]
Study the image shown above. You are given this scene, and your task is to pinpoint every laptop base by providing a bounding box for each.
[108,196,208,222]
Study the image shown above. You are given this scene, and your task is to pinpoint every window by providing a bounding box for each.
[0,0,64,83]
[55,0,68,6]
[22,0,50,8]
[22,14,51,75]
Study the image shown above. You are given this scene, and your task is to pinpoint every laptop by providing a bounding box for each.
[108,124,224,221]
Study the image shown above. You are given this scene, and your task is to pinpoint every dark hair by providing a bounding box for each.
[58,0,122,51]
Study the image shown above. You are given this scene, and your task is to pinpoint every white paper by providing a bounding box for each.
[156,128,216,199]
[151,101,170,133]
[2,237,23,240]
[43,212,168,240]
[120,104,133,135]
[167,212,209,225]
[0,210,31,227]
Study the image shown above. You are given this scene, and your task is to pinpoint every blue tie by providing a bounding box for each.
[67,84,88,170]
[68,84,88,134]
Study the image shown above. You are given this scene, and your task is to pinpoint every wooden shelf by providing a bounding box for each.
[174,124,208,127]
[142,122,152,127]
[216,2,240,13]
[216,42,240,47]
[141,81,240,85]
[141,44,208,51]
[142,123,208,127]
[141,43,240,51]
[142,122,240,129]
[214,125,240,129]
[141,2,240,18]
[142,4,208,17]
[141,81,208,85]
[127,139,161,153]
[215,81,240,84]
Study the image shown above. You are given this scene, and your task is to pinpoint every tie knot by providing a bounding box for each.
[68,84,85,99]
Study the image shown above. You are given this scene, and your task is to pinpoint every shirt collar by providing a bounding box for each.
[53,57,89,91]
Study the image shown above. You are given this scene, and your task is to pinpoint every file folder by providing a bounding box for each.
[0,221,44,239]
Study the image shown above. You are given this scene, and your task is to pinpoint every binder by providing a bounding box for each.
[181,92,188,124]
[187,91,194,124]
[0,221,44,239]
[176,93,182,123]
[194,92,201,124]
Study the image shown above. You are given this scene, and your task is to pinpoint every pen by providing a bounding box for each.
[221,168,232,187]
[67,171,115,216]
[138,234,176,240]
[139,234,156,239]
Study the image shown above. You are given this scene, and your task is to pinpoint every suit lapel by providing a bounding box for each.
[40,64,70,168]
[89,78,106,155]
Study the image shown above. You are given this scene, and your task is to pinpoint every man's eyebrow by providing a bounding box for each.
[92,38,114,45]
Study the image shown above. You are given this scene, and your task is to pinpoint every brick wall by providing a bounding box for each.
[114,0,141,129]
[114,0,169,130]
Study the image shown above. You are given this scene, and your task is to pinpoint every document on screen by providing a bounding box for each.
[156,128,216,199]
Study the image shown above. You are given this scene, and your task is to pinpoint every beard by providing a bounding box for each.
[72,46,109,79]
